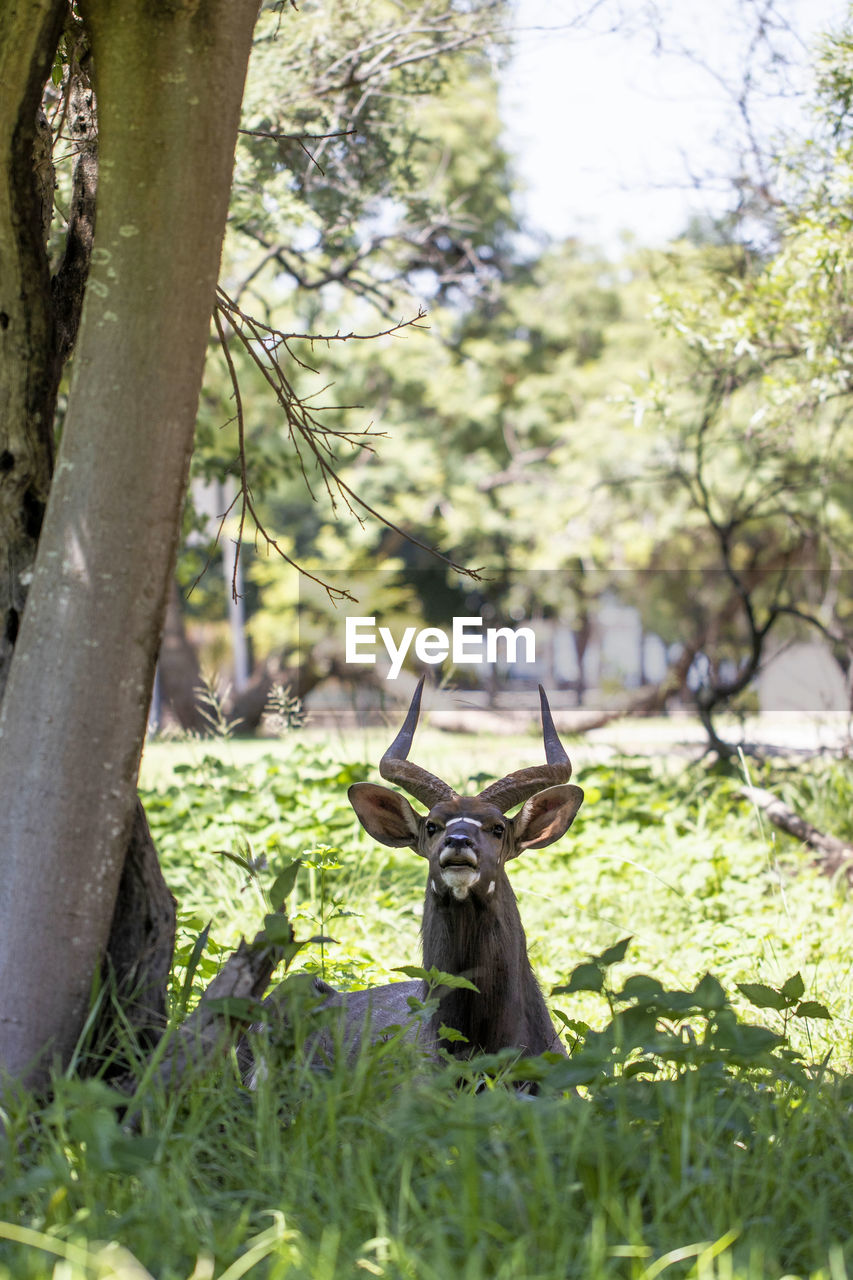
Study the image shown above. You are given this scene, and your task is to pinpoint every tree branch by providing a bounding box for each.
[208,293,477,601]
[741,785,853,880]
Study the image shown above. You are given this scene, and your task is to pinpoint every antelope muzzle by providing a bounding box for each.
[436,821,482,899]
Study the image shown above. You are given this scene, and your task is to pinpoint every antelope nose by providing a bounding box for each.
[439,831,478,868]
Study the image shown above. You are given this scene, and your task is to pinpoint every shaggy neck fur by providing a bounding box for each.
[421,873,559,1058]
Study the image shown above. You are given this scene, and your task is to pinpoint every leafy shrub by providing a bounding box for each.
[0,742,833,1276]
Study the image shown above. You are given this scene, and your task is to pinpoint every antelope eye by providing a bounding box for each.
[425,821,439,837]
[491,823,505,837]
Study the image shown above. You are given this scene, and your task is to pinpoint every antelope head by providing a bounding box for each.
[348,679,584,905]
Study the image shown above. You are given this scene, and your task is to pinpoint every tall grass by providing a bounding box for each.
[1,732,852,1279]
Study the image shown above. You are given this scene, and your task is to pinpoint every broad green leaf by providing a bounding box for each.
[394,965,479,992]
[438,1024,469,1043]
[269,860,300,908]
[553,963,604,995]
[618,975,665,1001]
[794,1000,832,1020]
[736,982,787,1011]
[598,937,632,967]
[713,1020,785,1056]
[693,973,727,1011]
[259,914,294,946]
[780,972,806,1002]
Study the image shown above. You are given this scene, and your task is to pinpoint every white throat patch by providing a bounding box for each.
[440,865,480,901]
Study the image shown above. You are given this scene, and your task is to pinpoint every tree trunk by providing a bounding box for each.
[0,0,66,692]
[90,800,177,1073]
[158,577,208,733]
[0,0,259,1087]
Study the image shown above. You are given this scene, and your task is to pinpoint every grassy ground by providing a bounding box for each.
[1,726,852,1279]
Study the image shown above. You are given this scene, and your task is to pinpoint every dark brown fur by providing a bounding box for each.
[349,787,582,1060]
[348,684,583,1064]
[422,873,560,1057]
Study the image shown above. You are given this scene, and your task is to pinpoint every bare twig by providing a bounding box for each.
[206,292,478,600]
[238,127,357,175]
[210,307,357,604]
[239,128,356,142]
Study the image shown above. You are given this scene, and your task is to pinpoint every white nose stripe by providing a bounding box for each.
[445,817,483,829]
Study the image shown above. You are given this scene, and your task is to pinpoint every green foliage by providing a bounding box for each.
[139,734,853,1042]
[232,1,514,302]
[184,0,518,658]
[3,743,853,1275]
[188,14,853,740]
[141,739,400,997]
[394,964,480,994]
[216,240,665,669]
[547,943,822,1091]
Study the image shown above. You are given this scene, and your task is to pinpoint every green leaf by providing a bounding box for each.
[213,846,262,875]
[394,965,479,992]
[693,973,727,1011]
[624,1058,660,1079]
[259,914,294,946]
[780,972,806,1002]
[270,860,301,908]
[641,1031,693,1062]
[405,994,435,1013]
[438,1024,469,1043]
[537,1057,608,1090]
[713,1021,785,1057]
[617,975,665,1001]
[794,1000,832,1020]
[552,1011,591,1036]
[615,1005,659,1047]
[553,963,604,995]
[598,937,632,967]
[179,921,211,1005]
[736,982,787,1011]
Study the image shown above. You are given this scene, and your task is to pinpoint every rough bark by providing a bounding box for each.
[52,44,98,366]
[0,0,66,693]
[90,800,177,1068]
[0,0,259,1086]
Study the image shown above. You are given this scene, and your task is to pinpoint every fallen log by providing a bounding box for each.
[153,924,294,1090]
[741,786,853,879]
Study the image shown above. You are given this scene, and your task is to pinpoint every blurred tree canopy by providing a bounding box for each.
[181,1,851,742]
[230,0,514,307]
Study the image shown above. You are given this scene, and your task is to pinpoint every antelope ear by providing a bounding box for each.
[348,782,421,851]
[510,783,584,854]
